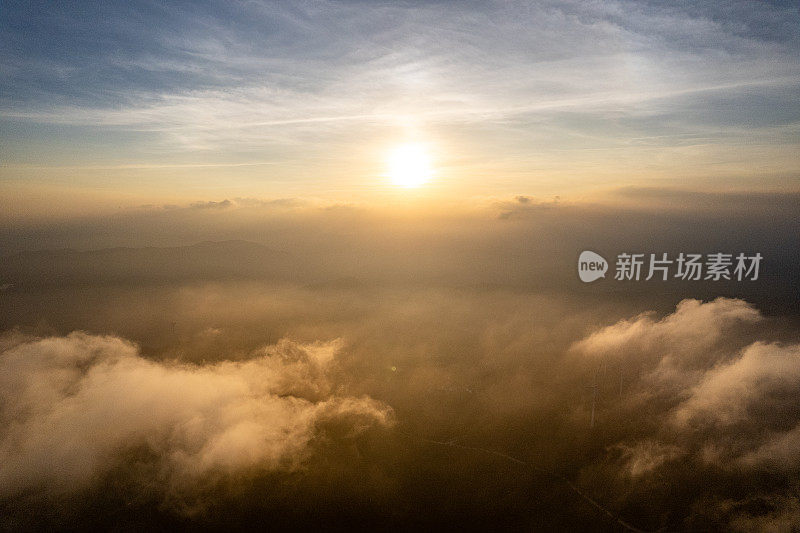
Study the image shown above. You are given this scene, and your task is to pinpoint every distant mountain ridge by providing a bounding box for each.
[0,240,298,286]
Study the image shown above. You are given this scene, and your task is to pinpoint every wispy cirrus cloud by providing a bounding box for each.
[1,0,798,166]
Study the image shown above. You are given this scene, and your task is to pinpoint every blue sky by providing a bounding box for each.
[1,0,799,208]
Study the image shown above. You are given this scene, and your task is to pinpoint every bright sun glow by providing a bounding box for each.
[387,143,432,188]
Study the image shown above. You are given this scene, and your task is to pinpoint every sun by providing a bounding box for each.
[387,143,432,188]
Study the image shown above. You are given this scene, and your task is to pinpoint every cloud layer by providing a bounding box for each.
[572,298,800,529]
[0,332,392,499]
[1,294,800,530]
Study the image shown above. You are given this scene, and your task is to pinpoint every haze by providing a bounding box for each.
[1,1,799,531]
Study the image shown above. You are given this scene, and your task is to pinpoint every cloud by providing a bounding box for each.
[573,298,800,473]
[741,424,800,471]
[189,199,233,209]
[569,298,800,528]
[571,297,762,369]
[2,1,797,164]
[673,341,800,429]
[0,290,798,528]
[610,440,685,478]
[0,332,393,498]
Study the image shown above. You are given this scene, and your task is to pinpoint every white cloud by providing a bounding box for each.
[0,332,393,496]
[573,298,800,475]
[673,342,800,428]
[571,297,761,371]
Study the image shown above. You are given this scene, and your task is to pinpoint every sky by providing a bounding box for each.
[3,3,800,530]
[1,0,799,216]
